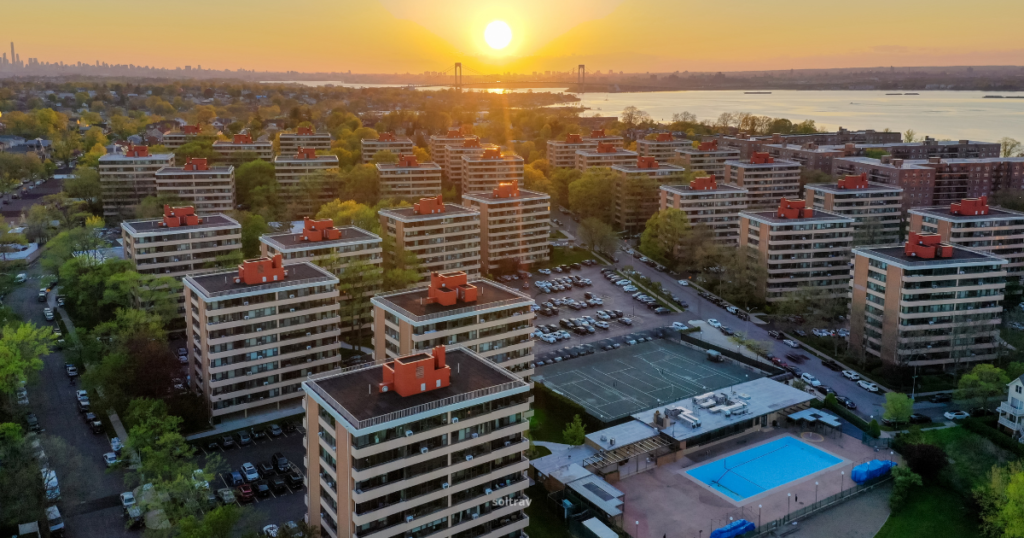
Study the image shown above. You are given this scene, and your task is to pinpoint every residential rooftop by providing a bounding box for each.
[260,226,381,252]
[371,278,532,322]
[462,187,549,203]
[378,203,478,222]
[909,205,1024,222]
[853,244,1009,269]
[833,156,932,169]
[376,161,443,171]
[121,213,240,235]
[660,183,748,195]
[724,158,800,168]
[98,152,174,161]
[805,182,904,194]
[185,261,336,298]
[155,165,233,174]
[740,208,853,225]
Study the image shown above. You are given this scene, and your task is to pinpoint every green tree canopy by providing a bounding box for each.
[0,322,57,395]
[640,208,691,264]
[562,414,586,445]
[955,363,1010,409]
[568,168,617,224]
[882,392,914,427]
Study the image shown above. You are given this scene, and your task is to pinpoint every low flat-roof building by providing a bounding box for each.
[660,175,749,244]
[462,148,524,194]
[764,142,850,174]
[273,148,341,212]
[376,154,443,200]
[547,133,598,169]
[99,144,175,219]
[909,196,1024,280]
[804,173,904,245]
[301,344,531,538]
[212,133,273,165]
[360,132,415,163]
[161,125,201,151]
[154,158,235,213]
[850,233,1007,369]
[184,255,342,422]
[260,218,383,341]
[370,271,536,380]
[279,126,332,154]
[461,182,550,272]
[379,197,481,282]
[610,157,687,233]
[739,199,854,302]
[575,143,638,171]
[673,140,740,177]
[724,152,801,209]
[832,155,937,209]
[636,133,689,163]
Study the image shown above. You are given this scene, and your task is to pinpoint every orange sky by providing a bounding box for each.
[3,0,1023,74]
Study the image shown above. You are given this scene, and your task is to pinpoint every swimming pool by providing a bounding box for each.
[686,437,843,501]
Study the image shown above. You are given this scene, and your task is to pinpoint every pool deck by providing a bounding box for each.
[615,427,891,538]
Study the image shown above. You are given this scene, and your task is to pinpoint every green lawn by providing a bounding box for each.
[550,229,568,240]
[537,247,597,269]
[917,426,1012,494]
[875,485,978,538]
[525,485,573,538]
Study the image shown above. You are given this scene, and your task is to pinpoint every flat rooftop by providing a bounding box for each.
[833,156,932,169]
[98,153,174,162]
[805,182,903,194]
[376,162,443,172]
[155,165,233,174]
[372,278,532,322]
[260,226,381,252]
[740,208,853,225]
[462,154,523,163]
[762,144,846,154]
[905,157,1024,165]
[909,205,1024,222]
[274,155,339,163]
[212,140,271,146]
[576,148,637,157]
[611,163,686,174]
[660,184,748,196]
[676,146,739,154]
[378,204,478,222]
[724,158,800,169]
[462,188,550,203]
[306,346,526,429]
[185,261,336,298]
[632,377,813,443]
[854,244,1009,268]
[121,213,240,235]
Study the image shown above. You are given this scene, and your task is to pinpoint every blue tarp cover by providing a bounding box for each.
[709,519,756,538]
[851,459,896,484]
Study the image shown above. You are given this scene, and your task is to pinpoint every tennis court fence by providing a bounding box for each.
[740,474,893,537]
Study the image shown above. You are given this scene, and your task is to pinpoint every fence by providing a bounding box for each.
[677,332,785,377]
[742,474,893,537]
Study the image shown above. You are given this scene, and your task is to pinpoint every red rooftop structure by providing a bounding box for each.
[565,133,583,143]
[414,195,444,215]
[378,132,397,142]
[698,140,719,151]
[637,156,659,169]
[905,232,953,259]
[837,173,869,190]
[656,133,674,142]
[160,205,202,228]
[951,196,990,216]
[597,142,617,153]
[295,147,317,159]
[481,148,502,159]
[300,217,342,242]
[750,152,774,164]
[183,157,208,171]
[235,253,288,285]
[123,144,150,157]
[776,198,814,219]
[690,175,717,191]
[378,345,451,397]
[181,125,201,135]
[424,271,478,307]
[296,126,314,135]
[398,154,420,167]
[233,134,253,144]
[492,181,520,198]
[463,138,481,148]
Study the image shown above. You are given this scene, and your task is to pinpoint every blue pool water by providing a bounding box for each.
[686,437,843,501]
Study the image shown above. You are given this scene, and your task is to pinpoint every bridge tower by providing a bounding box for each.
[577,64,585,89]
[454,62,463,91]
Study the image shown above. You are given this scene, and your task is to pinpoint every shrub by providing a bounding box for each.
[889,466,923,512]
[961,417,1024,458]
[867,419,882,438]
[903,443,948,482]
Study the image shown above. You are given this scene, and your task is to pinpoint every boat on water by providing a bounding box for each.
[905,92,920,95]
[744,91,771,94]
[886,93,903,95]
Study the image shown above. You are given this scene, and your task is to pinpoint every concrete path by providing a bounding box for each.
[778,482,892,538]
[533,441,571,453]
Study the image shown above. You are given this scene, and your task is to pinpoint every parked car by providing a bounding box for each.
[285,471,304,488]
[272,452,290,473]
[258,462,276,478]
[836,396,857,410]
[944,410,970,421]
[228,471,245,487]
[103,452,120,467]
[120,492,136,510]
[800,373,822,387]
[857,380,880,392]
[254,480,271,498]
[910,413,933,424]
[221,435,235,449]
[783,339,800,348]
[236,484,255,503]
[767,330,783,340]
[217,488,236,505]
[269,476,288,494]
[618,318,633,326]
[841,370,861,381]
[241,463,260,482]
[237,431,253,446]
[707,319,721,328]
[929,393,952,403]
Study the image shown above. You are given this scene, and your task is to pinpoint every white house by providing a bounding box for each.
[998,375,1024,440]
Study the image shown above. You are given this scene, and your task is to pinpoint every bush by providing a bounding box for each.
[867,419,882,438]
[961,417,1024,458]
[903,443,948,482]
[889,466,923,513]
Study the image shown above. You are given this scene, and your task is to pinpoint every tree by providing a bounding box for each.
[866,418,881,438]
[549,167,582,209]
[955,363,1009,410]
[370,150,399,164]
[50,126,82,167]
[576,218,618,255]
[904,129,917,143]
[239,212,271,258]
[317,199,380,234]
[903,443,947,482]
[882,392,914,428]
[0,322,57,395]
[639,209,691,264]
[889,466,922,512]
[568,168,616,224]
[799,168,833,190]
[64,166,102,203]
[236,160,278,213]
[1000,137,1023,158]
[381,234,421,291]
[977,461,1024,538]
[334,259,380,346]
[174,140,216,165]
[620,106,651,130]
[0,425,46,527]
[562,414,586,445]
[343,164,380,205]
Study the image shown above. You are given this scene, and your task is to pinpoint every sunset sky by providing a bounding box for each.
[4,0,1024,74]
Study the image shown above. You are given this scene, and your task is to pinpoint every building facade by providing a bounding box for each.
[610,157,686,232]
[636,133,689,163]
[739,199,854,303]
[99,144,175,219]
[301,344,531,538]
[909,196,1024,280]
[461,182,550,272]
[997,375,1024,439]
[763,142,849,174]
[447,140,496,190]
[183,255,343,422]
[161,125,201,151]
[429,129,474,180]
[575,143,638,171]
[462,149,525,194]
[379,197,482,282]
[724,152,801,210]
[804,173,904,245]
[154,158,235,213]
[376,155,444,200]
[212,133,273,165]
[273,148,341,210]
[850,232,1007,370]
[280,127,332,155]
[547,133,598,169]
[832,156,937,209]
[659,175,749,244]
[673,140,740,177]
[361,132,415,163]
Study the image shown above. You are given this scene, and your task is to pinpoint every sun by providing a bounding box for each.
[484,20,512,50]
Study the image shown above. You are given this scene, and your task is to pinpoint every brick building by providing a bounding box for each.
[804,173,904,245]
[376,154,443,200]
[379,196,482,282]
[659,175,749,244]
[723,152,801,209]
[462,182,550,272]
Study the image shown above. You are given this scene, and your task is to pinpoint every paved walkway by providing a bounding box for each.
[776,482,892,538]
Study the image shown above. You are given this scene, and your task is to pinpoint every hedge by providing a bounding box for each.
[810,398,873,436]
[961,417,1024,458]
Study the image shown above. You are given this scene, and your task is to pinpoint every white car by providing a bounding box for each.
[677,279,689,286]
[857,380,880,392]
[75,390,88,402]
[120,492,136,509]
[944,410,970,420]
[103,452,120,467]
[241,462,260,482]
[556,331,571,340]
[623,285,638,293]
[595,321,610,329]
[800,373,822,387]
[541,335,557,344]
[783,339,800,348]
[671,321,687,330]
[110,437,123,453]
[626,340,637,346]
[538,269,551,275]
[842,370,861,381]
[707,319,722,328]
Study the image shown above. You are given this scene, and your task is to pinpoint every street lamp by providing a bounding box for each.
[841,471,845,497]
[635,520,639,538]
[787,493,791,519]
[815,481,819,507]
[758,504,762,528]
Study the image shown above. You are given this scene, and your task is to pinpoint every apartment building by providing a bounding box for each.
[273,148,341,209]
[183,254,343,422]
[739,198,854,303]
[361,132,415,164]
[462,149,524,194]
[673,140,740,177]
[849,232,1007,369]
[997,375,1024,439]
[99,144,174,219]
[301,344,531,538]
[448,139,497,190]
[154,158,234,213]
[280,127,332,155]
[713,129,901,160]
[659,175,749,244]
[636,133,689,163]
[874,138,1000,160]
[461,182,550,272]
[833,156,938,209]
[909,196,1024,280]
[723,152,801,209]
[429,129,475,179]
[546,133,597,169]
[377,154,444,200]
[764,142,849,174]
[161,125,201,151]
[610,156,686,232]
[804,173,904,245]
[370,271,536,380]
[581,129,624,148]
[911,157,1024,206]
[212,133,273,165]
[378,196,481,282]
[261,218,383,340]
[575,143,638,171]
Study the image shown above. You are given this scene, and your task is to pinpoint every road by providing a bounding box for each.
[553,212,954,425]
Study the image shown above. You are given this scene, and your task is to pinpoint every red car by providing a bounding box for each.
[236,484,255,503]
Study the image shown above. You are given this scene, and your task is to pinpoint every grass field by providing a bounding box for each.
[918,426,1012,493]
[538,246,595,269]
[875,485,978,538]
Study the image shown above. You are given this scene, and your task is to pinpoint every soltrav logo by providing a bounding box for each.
[491,497,531,507]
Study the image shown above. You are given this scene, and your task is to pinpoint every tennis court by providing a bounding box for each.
[686,436,844,501]
[532,340,757,421]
